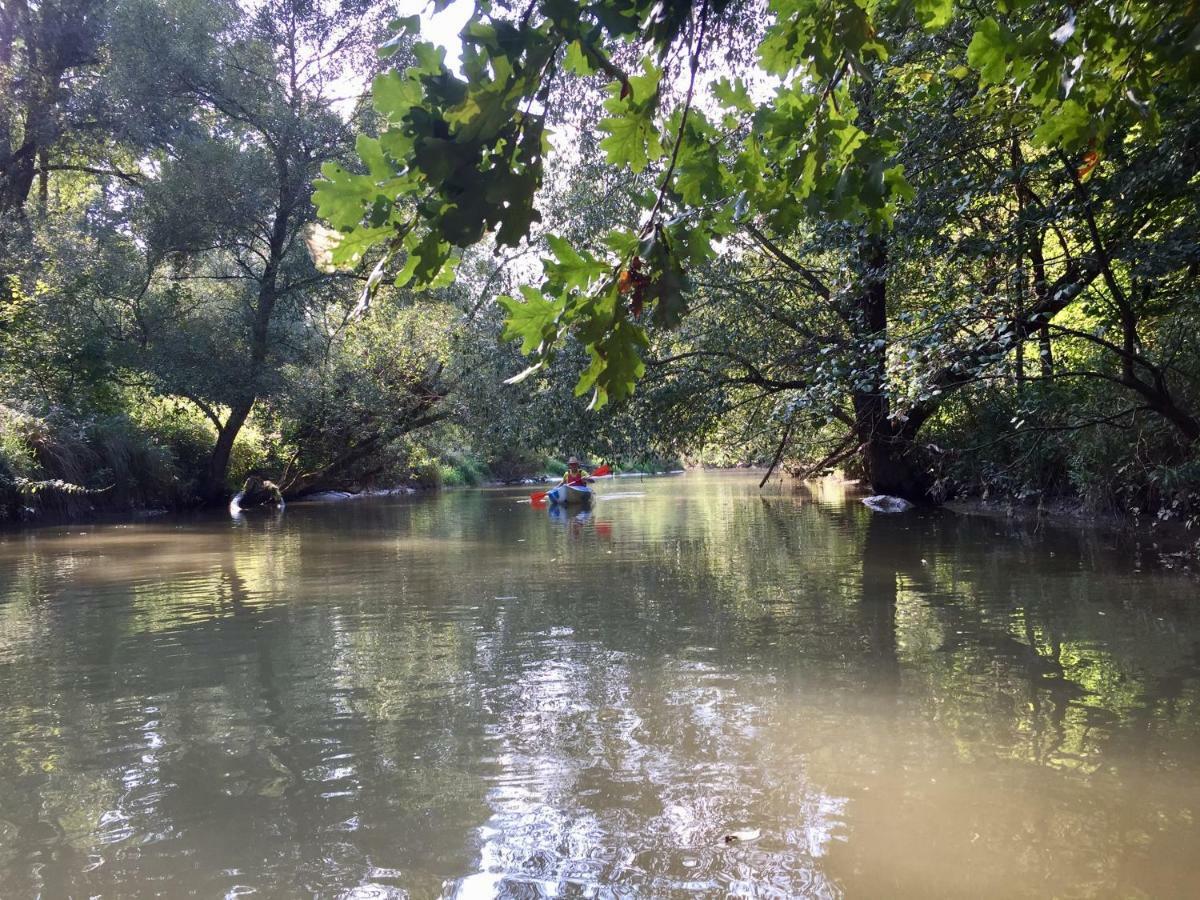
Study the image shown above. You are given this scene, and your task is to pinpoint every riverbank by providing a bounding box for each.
[6,459,1197,573]
[768,469,1200,570]
[945,496,1200,571]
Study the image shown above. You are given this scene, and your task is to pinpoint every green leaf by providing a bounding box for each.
[828,116,868,160]
[373,72,424,123]
[575,350,607,398]
[758,15,810,76]
[427,252,461,289]
[355,135,392,180]
[330,225,393,268]
[915,0,954,31]
[464,20,497,45]
[445,55,519,142]
[581,318,648,408]
[675,128,727,205]
[391,14,419,33]
[482,167,542,247]
[312,162,373,230]
[711,76,754,113]
[544,235,608,290]
[378,128,415,163]
[499,285,561,354]
[602,229,639,257]
[625,59,663,105]
[1032,99,1091,148]
[563,40,595,76]
[411,41,446,76]
[643,234,691,329]
[884,164,915,202]
[396,230,451,288]
[967,17,1010,84]
[378,16,419,58]
[596,59,664,172]
[598,112,662,173]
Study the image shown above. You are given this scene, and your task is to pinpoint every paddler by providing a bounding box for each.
[561,456,593,487]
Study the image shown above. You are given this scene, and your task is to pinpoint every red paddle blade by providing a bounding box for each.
[592,465,611,477]
[530,491,548,504]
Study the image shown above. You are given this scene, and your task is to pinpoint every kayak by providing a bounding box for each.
[546,483,593,506]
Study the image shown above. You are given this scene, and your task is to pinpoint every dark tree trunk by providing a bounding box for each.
[36,146,48,209]
[1038,324,1054,378]
[0,141,37,216]
[1012,138,1055,381]
[863,430,931,501]
[280,409,450,500]
[202,401,253,504]
[850,233,933,502]
[199,152,292,505]
[1,2,64,217]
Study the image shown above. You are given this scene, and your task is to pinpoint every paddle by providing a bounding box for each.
[530,465,612,504]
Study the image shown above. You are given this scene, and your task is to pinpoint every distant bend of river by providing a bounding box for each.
[1,473,1198,897]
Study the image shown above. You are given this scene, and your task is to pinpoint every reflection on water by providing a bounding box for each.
[1,474,1198,897]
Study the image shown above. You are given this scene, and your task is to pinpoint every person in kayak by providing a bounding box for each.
[562,456,593,487]
[529,459,610,505]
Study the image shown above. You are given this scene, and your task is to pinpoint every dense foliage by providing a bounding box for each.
[0,0,482,516]
[1,0,1197,528]
[317,0,1199,522]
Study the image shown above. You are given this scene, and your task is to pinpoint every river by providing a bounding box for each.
[1,473,1198,897]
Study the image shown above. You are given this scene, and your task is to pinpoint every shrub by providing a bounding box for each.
[439,450,486,487]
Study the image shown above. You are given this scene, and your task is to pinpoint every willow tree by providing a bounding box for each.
[107,0,398,502]
[316,0,1200,500]
[3,0,417,504]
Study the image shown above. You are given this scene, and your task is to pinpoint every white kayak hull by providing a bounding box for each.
[547,483,593,506]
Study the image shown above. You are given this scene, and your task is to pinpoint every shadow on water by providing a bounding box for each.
[0,473,1197,897]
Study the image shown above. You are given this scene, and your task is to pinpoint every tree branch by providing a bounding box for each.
[34,163,141,186]
[760,419,794,488]
[744,223,831,300]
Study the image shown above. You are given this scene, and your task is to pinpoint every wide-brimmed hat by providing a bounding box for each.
[567,456,580,465]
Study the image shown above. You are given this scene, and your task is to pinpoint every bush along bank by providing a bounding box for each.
[0,402,478,522]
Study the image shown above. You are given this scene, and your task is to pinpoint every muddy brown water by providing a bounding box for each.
[1,473,1198,897]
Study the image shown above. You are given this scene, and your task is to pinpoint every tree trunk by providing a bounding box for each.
[202,401,253,504]
[1,24,58,216]
[36,146,48,210]
[863,430,931,501]
[199,152,292,505]
[849,233,933,502]
[1038,324,1053,378]
[1135,381,1200,444]
[0,141,37,216]
[1012,138,1055,382]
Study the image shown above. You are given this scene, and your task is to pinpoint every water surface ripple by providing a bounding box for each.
[1,474,1198,897]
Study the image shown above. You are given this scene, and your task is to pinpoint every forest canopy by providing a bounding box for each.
[1,0,1198,526]
[318,0,1200,512]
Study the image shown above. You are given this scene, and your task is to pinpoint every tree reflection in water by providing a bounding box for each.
[0,474,1197,897]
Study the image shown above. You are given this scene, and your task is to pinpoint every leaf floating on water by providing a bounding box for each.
[723,828,761,844]
[257,777,289,798]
